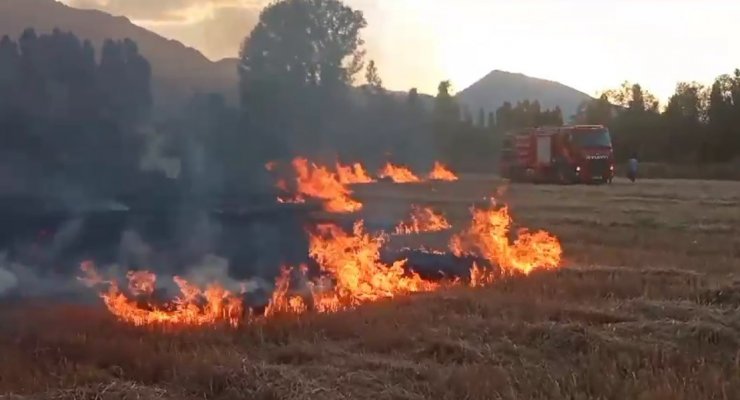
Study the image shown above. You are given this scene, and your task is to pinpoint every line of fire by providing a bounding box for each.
[0,157,562,329]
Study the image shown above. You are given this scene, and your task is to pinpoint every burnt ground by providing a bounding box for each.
[2,177,740,400]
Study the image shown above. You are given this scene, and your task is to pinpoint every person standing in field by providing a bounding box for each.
[627,153,638,182]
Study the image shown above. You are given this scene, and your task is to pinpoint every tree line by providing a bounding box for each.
[574,76,740,163]
[0,28,152,198]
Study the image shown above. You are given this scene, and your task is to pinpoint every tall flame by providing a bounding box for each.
[394,205,452,235]
[378,163,421,183]
[264,267,309,316]
[308,222,438,311]
[428,162,458,181]
[450,206,562,282]
[291,158,363,213]
[336,161,376,184]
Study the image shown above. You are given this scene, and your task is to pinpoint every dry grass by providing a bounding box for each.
[3,177,740,400]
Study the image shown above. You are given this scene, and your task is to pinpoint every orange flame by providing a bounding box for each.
[265,267,309,316]
[78,193,564,328]
[308,222,438,311]
[450,206,562,282]
[378,163,421,183]
[78,262,244,328]
[291,158,363,213]
[428,162,458,181]
[394,205,452,235]
[336,161,376,184]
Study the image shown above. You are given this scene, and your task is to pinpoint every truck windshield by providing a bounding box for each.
[572,129,612,147]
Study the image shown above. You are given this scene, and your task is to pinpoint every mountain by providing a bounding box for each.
[0,0,241,116]
[456,70,593,122]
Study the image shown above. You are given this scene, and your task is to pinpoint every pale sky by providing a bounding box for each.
[62,0,740,102]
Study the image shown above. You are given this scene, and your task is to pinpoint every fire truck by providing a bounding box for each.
[500,125,615,184]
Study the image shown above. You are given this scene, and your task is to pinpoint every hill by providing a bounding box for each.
[0,0,240,115]
[457,70,593,121]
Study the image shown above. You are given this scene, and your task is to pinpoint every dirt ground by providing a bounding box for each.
[2,177,740,400]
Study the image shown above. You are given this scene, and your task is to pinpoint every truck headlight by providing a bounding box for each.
[576,166,581,173]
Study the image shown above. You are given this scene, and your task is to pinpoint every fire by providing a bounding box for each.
[308,222,438,311]
[378,162,421,183]
[394,205,452,235]
[291,157,363,213]
[265,267,309,316]
[336,161,376,184]
[126,270,156,296]
[78,185,564,329]
[428,162,458,181]
[450,206,562,281]
[78,262,244,328]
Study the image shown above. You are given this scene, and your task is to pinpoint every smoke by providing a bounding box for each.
[139,127,182,179]
[0,265,18,295]
[0,254,87,299]
[181,254,244,293]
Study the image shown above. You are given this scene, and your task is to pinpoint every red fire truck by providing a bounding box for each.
[500,125,615,184]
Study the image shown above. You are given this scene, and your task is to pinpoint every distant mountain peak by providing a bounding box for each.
[457,69,592,119]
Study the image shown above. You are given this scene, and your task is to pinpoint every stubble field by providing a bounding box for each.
[2,177,740,400]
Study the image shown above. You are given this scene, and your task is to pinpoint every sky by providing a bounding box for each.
[61,0,740,102]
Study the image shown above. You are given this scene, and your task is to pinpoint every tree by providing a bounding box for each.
[706,72,740,162]
[604,81,659,112]
[600,82,662,160]
[433,80,459,126]
[0,35,21,111]
[574,94,613,125]
[662,82,705,162]
[365,59,383,93]
[477,108,485,128]
[240,0,366,89]
[239,0,368,161]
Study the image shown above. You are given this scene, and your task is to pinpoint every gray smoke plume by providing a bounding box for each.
[0,265,18,295]
[0,254,86,299]
[139,127,182,179]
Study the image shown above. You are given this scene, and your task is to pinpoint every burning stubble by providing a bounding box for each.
[76,195,563,329]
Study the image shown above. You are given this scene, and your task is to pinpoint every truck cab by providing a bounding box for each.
[563,125,615,183]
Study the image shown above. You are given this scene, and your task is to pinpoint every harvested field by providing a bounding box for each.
[2,177,740,400]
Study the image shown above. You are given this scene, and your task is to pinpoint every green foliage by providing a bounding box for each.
[575,72,740,164]
[239,0,368,161]
[494,100,563,132]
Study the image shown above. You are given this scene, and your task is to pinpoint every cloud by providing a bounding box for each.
[61,0,437,91]
[63,0,263,60]
[152,5,260,60]
[66,0,262,22]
